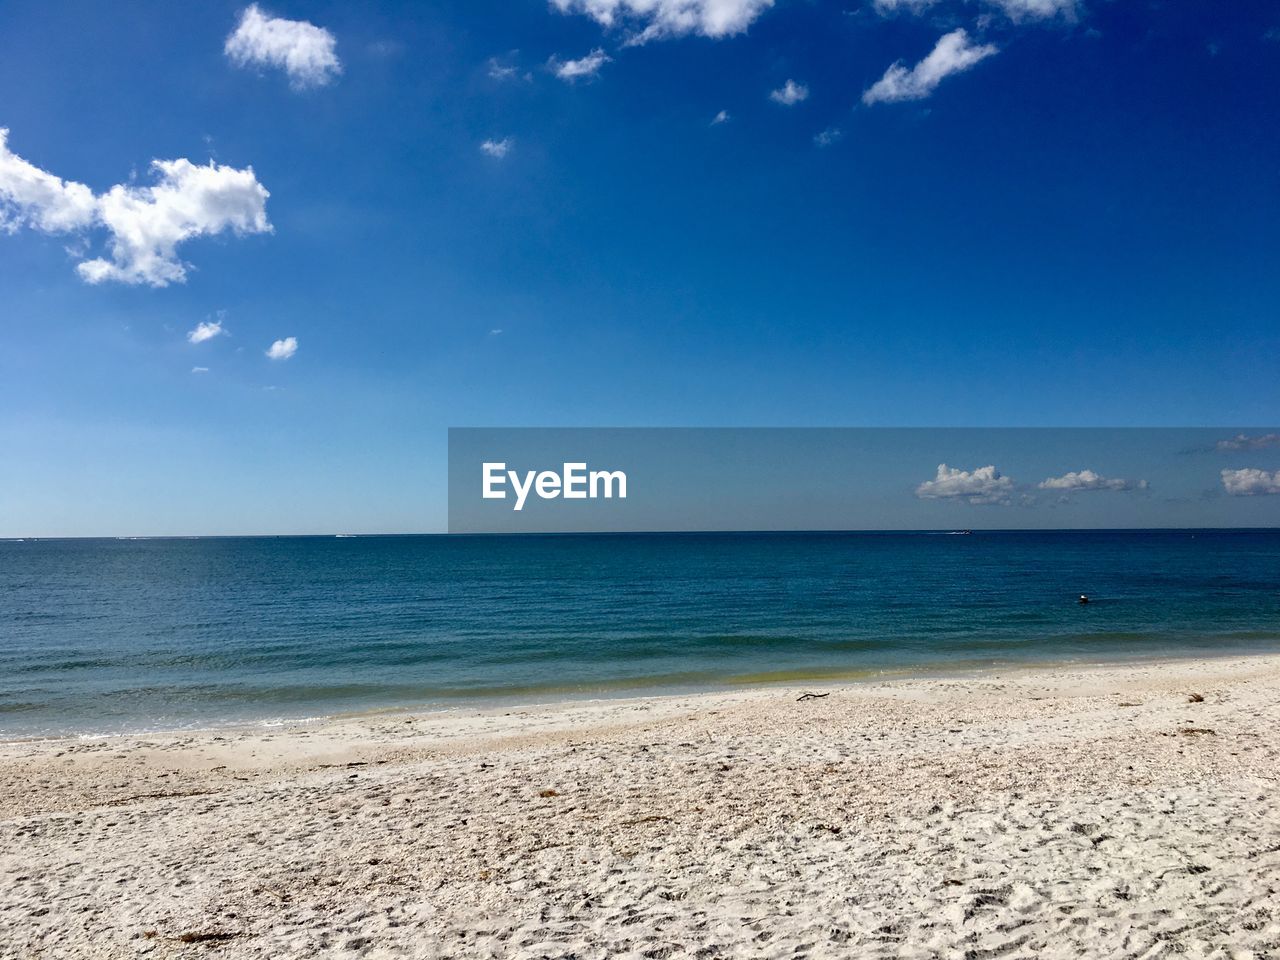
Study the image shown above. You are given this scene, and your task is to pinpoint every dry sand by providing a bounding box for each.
[3,655,1280,958]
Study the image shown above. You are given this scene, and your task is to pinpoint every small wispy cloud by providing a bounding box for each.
[551,48,611,82]
[814,126,843,147]
[916,464,1013,505]
[187,319,225,344]
[711,109,731,125]
[1221,468,1280,496]
[1038,470,1142,492]
[874,0,1074,20]
[480,138,514,159]
[1216,433,1280,452]
[863,29,997,105]
[873,0,939,13]
[769,79,809,106]
[487,56,527,82]
[191,366,210,374]
[224,5,342,90]
[266,336,298,360]
[987,0,1078,23]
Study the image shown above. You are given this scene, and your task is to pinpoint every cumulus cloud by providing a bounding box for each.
[0,129,271,287]
[79,159,271,286]
[550,0,773,43]
[769,79,809,106]
[187,319,226,344]
[916,464,1014,505]
[711,109,731,125]
[1221,468,1280,496]
[224,5,341,89]
[480,138,513,159]
[1216,433,1280,452]
[0,129,96,234]
[551,48,612,81]
[266,336,298,360]
[863,29,997,105]
[1038,470,1140,492]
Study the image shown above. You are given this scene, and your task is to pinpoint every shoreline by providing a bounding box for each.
[5,654,1280,956]
[7,644,1280,746]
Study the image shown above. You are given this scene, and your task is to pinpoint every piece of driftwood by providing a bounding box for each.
[796,692,831,702]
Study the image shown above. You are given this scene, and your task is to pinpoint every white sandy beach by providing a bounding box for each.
[3,655,1280,958]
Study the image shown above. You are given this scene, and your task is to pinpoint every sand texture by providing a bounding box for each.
[3,656,1280,958]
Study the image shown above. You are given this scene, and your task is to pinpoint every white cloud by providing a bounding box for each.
[916,463,1014,505]
[192,366,210,374]
[225,5,341,90]
[873,0,940,13]
[266,336,298,360]
[480,138,514,159]
[1038,469,1136,492]
[1216,433,1280,452]
[1221,468,1280,496]
[863,29,998,105]
[769,79,809,106]
[550,0,774,43]
[0,129,271,287]
[986,0,1077,22]
[488,58,519,81]
[711,109,731,125]
[874,0,1074,20]
[814,126,843,146]
[0,129,96,234]
[187,319,226,344]
[551,48,612,81]
[487,56,533,83]
[79,159,271,286]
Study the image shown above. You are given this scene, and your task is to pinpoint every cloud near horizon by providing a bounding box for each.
[916,463,1014,505]
[550,0,774,43]
[0,129,271,287]
[1221,468,1280,496]
[1038,469,1142,492]
[225,5,342,90]
[1216,433,1280,452]
[863,29,998,105]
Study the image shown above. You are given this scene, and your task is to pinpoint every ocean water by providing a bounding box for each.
[2,530,1279,737]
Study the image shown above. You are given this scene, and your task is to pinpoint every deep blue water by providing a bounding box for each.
[1,531,1279,736]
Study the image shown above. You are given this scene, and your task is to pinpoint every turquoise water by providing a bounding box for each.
[2,530,1279,736]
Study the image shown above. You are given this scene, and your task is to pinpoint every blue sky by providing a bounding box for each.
[1,0,1277,535]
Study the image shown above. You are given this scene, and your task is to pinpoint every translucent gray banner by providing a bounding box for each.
[448,428,1280,533]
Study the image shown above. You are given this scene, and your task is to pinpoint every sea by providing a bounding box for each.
[2,530,1278,737]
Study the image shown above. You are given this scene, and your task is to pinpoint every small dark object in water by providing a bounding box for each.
[1078,594,1090,604]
